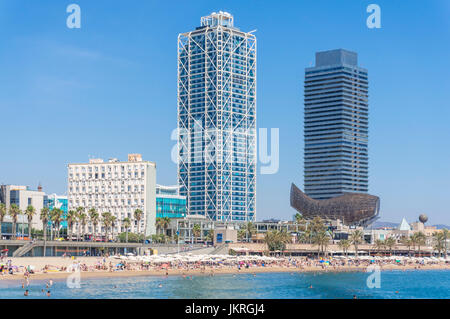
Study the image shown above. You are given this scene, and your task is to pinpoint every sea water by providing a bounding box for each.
[0,270,449,299]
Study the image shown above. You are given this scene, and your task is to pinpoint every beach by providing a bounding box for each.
[1,255,449,282]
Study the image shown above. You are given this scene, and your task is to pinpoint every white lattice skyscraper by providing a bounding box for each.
[177,12,256,221]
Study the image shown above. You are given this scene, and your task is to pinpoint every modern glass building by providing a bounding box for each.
[177,12,256,221]
[304,49,369,200]
[44,194,68,228]
[156,185,186,219]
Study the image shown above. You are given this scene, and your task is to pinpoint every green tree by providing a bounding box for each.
[102,212,112,242]
[134,209,143,235]
[50,208,64,239]
[384,237,396,256]
[312,230,330,257]
[433,232,445,257]
[156,217,170,236]
[0,203,7,239]
[205,230,214,243]
[243,222,256,243]
[442,228,449,259]
[110,215,117,241]
[401,237,413,257]
[374,239,385,255]
[78,211,88,241]
[9,204,21,240]
[40,207,50,242]
[350,230,364,258]
[88,208,99,241]
[413,232,426,257]
[264,230,291,252]
[24,205,36,240]
[66,210,77,242]
[338,239,351,257]
[192,224,201,243]
[238,229,246,242]
[75,207,85,241]
[122,217,131,243]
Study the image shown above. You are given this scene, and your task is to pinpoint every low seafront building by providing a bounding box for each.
[0,184,46,238]
[156,184,186,219]
[44,193,68,229]
[67,153,157,238]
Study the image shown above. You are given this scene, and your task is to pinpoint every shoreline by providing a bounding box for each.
[1,264,448,282]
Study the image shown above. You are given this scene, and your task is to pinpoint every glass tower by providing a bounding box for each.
[177,12,256,221]
[304,49,369,200]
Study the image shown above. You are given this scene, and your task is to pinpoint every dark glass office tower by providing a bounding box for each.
[304,49,369,200]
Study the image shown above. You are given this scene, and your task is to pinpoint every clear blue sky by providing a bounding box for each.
[0,0,449,225]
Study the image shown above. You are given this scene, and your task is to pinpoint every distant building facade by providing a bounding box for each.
[44,194,68,228]
[156,185,186,219]
[304,49,369,200]
[0,184,45,237]
[67,154,157,237]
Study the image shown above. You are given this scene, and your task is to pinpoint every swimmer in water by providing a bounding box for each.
[158,284,163,288]
[353,295,357,299]
[309,285,313,289]
[47,290,51,297]
[24,290,29,296]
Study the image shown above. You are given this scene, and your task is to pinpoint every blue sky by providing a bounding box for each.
[0,0,449,224]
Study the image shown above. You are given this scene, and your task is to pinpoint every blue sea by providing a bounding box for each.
[0,270,449,299]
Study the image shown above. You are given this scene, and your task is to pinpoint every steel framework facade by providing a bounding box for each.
[290,183,379,226]
[177,12,256,222]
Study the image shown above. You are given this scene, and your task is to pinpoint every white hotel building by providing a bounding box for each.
[67,154,157,237]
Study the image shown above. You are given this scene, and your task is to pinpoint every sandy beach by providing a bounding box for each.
[1,256,448,283]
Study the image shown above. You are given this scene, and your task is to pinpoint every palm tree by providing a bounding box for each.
[264,230,291,253]
[312,230,329,257]
[40,207,50,241]
[350,230,364,258]
[155,217,170,236]
[293,213,307,234]
[24,205,36,240]
[442,228,449,259]
[66,210,77,242]
[101,212,112,242]
[134,209,143,235]
[78,211,88,241]
[75,207,84,241]
[374,239,385,256]
[433,232,445,257]
[40,207,50,256]
[51,208,64,239]
[122,217,131,243]
[384,237,396,256]
[338,239,351,257]
[401,237,413,257]
[205,230,214,244]
[162,217,170,236]
[238,229,246,242]
[0,203,7,239]
[110,215,117,241]
[192,224,201,243]
[88,208,99,241]
[8,204,21,240]
[413,232,426,257]
[244,222,256,243]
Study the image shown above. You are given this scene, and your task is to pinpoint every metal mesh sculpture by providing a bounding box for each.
[290,183,380,226]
